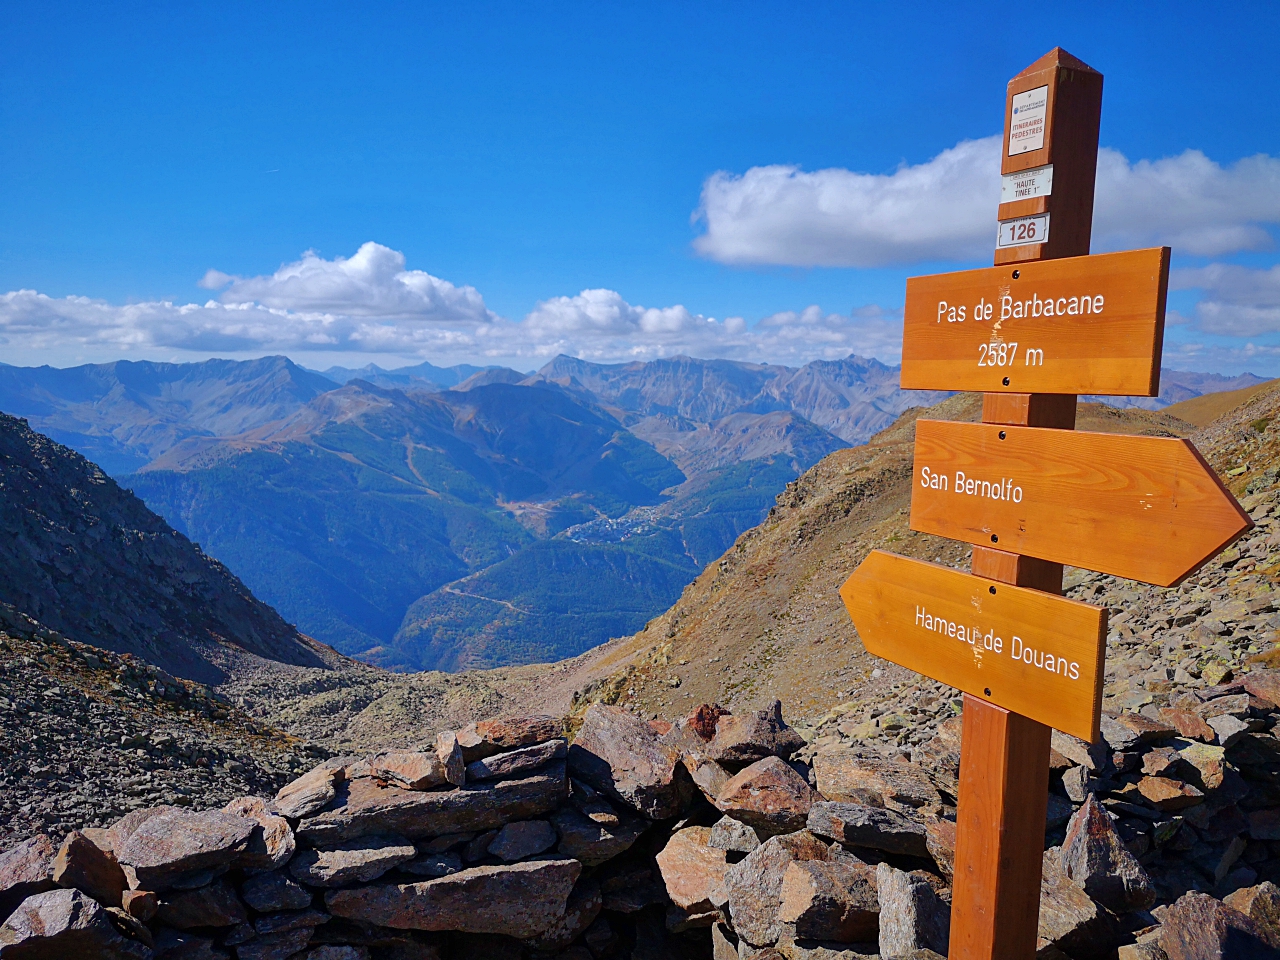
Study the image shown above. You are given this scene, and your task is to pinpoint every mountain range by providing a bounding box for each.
[0,354,1267,673]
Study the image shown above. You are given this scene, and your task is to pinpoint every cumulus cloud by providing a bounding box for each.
[1172,263,1280,336]
[694,141,1280,267]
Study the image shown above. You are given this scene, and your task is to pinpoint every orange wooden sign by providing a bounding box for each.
[910,420,1252,586]
[899,247,1169,396]
[841,551,1106,741]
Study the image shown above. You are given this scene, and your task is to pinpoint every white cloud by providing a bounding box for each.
[1172,263,1280,336]
[694,141,1280,267]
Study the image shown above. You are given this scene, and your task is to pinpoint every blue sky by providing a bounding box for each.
[2,1,1279,375]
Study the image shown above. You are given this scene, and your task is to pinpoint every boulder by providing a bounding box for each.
[707,701,806,768]
[1159,707,1218,742]
[1060,794,1156,913]
[241,871,314,913]
[925,819,956,882]
[106,807,182,852]
[715,756,815,836]
[223,797,295,873]
[156,879,247,928]
[1050,730,1110,771]
[709,817,761,855]
[1100,713,1176,751]
[0,835,55,922]
[684,755,732,801]
[725,830,830,947]
[1207,715,1251,748]
[456,716,563,764]
[1038,850,1116,960]
[52,830,126,908]
[275,758,349,820]
[121,890,158,922]
[1240,668,1280,705]
[296,764,567,845]
[114,808,257,891]
[876,863,949,958]
[777,856,879,943]
[549,806,647,867]
[0,888,149,958]
[526,878,602,952]
[655,827,729,914]
[369,752,455,792]
[1138,777,1205,811]
[465,740,565,782]
[1158,891,1275,960]
[324,858,581,937]
[567,705,691,820]
[434,730,466,787]
[812,753,940,810]
[1223,882,1280,949]
[486,821,556,862]
[807,802,931,858]
[289,836,417,887]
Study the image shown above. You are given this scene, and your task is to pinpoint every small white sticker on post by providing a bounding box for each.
[1008,85,1049,156]
[1001,164,1053,203]
[996,214,1050,248]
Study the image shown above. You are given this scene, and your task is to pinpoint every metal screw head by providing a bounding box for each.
[988,585,997,595]
[984,687,992,696]
[1002,377,1011,386]
[1012,270,1020,279]
[998,430,1006,440]
[991,534,999,543]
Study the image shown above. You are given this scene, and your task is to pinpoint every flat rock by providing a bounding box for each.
[1100,713,1176,751]
[567,705,691,820]
[1060,794,1156,913]
[549,806,647,867]
[1159,891,1275,960]
[0,835,55,922]
[324,857,581,938]
[487,821,556,862]
[115,808,257,891]
[223,797,295,873]
[807,802,930,858]
[1241,669,1280,706]
[707,700,806,768]
[369,752,453,792]
[655,827,729,914]
[465,740,565,782]
[241,870,314,913]
[289,836,417,887]
[1207,714,1251,747]
[709,817,761,854]
[1051,730,1110,772]
[1224,882,1280,950]
[777,857,878,944]
[1159,707,1217,742]
[400,852,462,878]
[0,888,149,958]
[812,753,939,810]
[725,830,831,947]
[297,764,567,845]
[156,878,247,928]
[1137,777,1205,812]
[1038,850,1115,960]
[254,908,329,935]
[52,830,127,908]
[877,862,949,958]
[456,716,563,764]
[106,807,182,852]
[275,758,349,820]
[715,756,815,836]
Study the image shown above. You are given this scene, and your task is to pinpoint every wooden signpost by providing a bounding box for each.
[838,48,1252,960]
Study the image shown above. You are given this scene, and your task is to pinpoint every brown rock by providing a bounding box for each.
[807,802,931,858]
[52,830,127,908]
[456,716,563,763]
[223,797,295,873]
[683,754,732,801]
[434,730,466,786]
[724,830,830,946]
[487,821,556,862]
[1100,713,1177,751]
[156,878,248,928]
[1060,794,1156,913]
[1159,707,1217,742]
[688,704,730,741]
[1051,730,1110,771]
[549,806,647,867]
[465,740,566,782]
[1159,891,1274,960]
[1038,850,1116,960]
[115,808,257,891]
[1138,777,1206,812]
[1241,668,1280,705]
[274,758,349,820]
[567,705,691,819]
[812,752,940,810]
[526,878,602,952]
[290,836,417,887]
[655,827,729,914]
[241,870,314,913]
[297,764,567,845]
[1224,882,1280,949]
[105,806,182,852]
[369,752,454,791]
[0,888,149,958]
[120,890,158,922]
[925,819,956,882]
[777,857,878,943]
[324,858,581,937]
[877,862,949,957]
[0,835,55,922]
[715,756,815,836]
[707,700,806,768]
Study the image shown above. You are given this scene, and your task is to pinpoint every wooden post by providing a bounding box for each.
[948,48,1103,960]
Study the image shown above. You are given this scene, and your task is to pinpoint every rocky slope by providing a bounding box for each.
[0,412,331,684]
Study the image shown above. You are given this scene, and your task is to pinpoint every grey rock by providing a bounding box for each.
[807,802,930,858]
[549,806,647,867]
[289,836,417,887]
[777,856,879,943]
[115,808,257,891]
[876,862,949,958]
[1061,794,1156,913]
[0,888,150,958]
[707,700,806,768]
[486,821,556,862]
[1159,891,1274,960]
[274,759,348,820]
[1038,850,1116,960]
[254,909,329,936]
[567,704,692,820]
[525,878,602,952]
[0,835,55,922]
[156,879,247,928]
[223,797,294,874]
[709,817,761,854]
[234,927,314,960]
[400,852,462,878]
[1207,714,1251,748]
[241,871,313,913]
[465,740,566,782]
[725,830,831,947]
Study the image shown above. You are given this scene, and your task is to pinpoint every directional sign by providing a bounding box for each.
[910,419,1252,586]
[841,551,1106,741]
[899,247,1169,396]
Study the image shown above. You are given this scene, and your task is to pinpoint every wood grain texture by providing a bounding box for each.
[839,550,1105,741]
[910,419,1252,586]
[900,247,1169,396]
[949,696,1052,960]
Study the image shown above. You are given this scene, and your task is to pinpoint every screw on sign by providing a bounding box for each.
[839,49,1250,960]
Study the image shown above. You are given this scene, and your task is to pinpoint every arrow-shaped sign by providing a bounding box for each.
[910,420,1252,586]
[841,551,1107,741]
